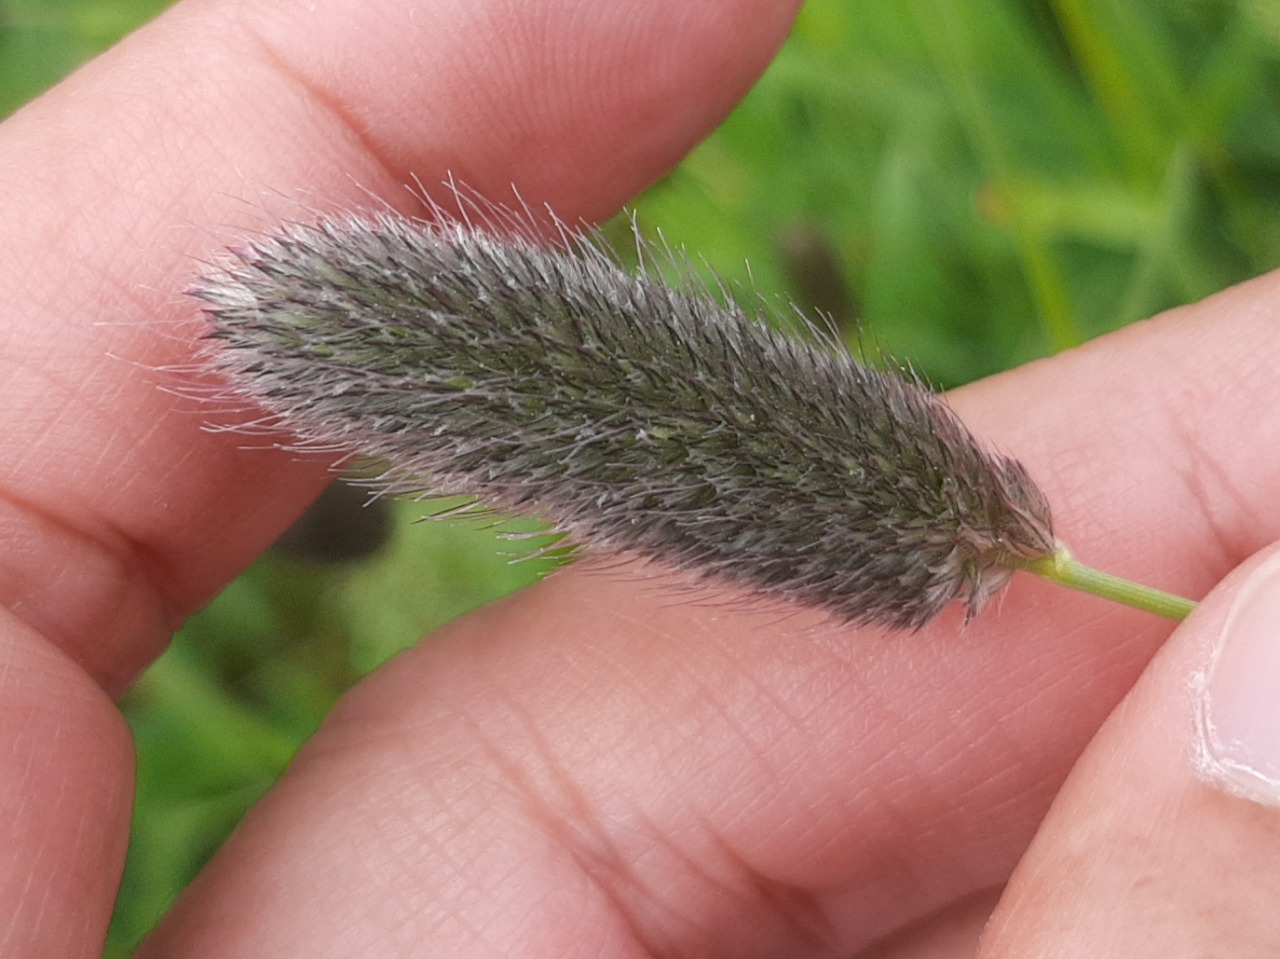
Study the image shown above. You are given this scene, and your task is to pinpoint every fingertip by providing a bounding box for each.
[979,543,1280,957]
[1193,549,1280,806]
[226,0,803,216]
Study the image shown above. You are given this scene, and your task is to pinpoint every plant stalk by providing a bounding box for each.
[1011,543,1196,622]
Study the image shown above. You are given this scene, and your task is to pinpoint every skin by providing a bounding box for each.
[2,0,1279,956]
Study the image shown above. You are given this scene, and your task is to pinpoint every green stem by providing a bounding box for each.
[1010,543,1196,622]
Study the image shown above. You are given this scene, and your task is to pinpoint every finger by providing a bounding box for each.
[0,608,133,958]
[978,542,1280,957]
[134,269,1280,958]
[0,0,801,693]
[2,2,798,954]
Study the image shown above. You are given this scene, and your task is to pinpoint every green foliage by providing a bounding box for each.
[7,0,1280,953]
[634,0,1280,382]
[0,0,171,115]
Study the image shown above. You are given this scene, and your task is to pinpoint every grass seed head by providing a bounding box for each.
[191,209,1055,629]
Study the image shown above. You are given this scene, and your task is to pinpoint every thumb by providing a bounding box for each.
[980,544,1280,957]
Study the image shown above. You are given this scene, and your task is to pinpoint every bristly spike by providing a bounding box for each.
[191,207,1060,629]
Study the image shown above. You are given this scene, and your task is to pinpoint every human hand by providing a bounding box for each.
[4,1,1280,956]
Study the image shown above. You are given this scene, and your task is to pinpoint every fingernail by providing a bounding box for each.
[1196,552,1280,806]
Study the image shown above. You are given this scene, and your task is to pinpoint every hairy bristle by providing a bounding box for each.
[191,209,1055,629]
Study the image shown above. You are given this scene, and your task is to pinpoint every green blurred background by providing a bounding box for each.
[5,0,1280,952]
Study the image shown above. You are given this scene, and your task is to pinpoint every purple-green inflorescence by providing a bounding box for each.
[191,209,1057,629]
